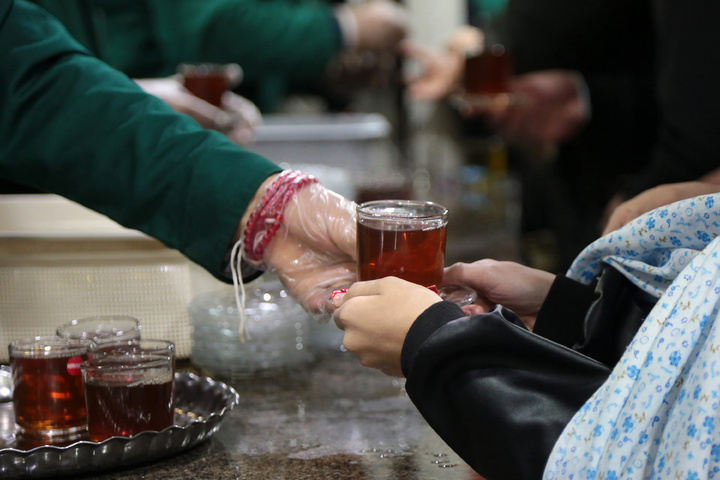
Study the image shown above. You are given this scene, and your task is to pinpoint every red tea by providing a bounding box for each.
[357,221,446,287]
[11,354,87,435]
[464,44,514,96]
[84,379,174,442]
[182,72,228,107]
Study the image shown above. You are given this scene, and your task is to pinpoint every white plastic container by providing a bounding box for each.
[246,113,398,173]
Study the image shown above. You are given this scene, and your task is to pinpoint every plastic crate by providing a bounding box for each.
[0,194,223,362]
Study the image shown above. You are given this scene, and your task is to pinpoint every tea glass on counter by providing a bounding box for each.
[87,339,176,373]
[178,62,242,107]
[9,336,89,447]
[56,315,141,345]
[81,353,174,442]
[356,200,476,305]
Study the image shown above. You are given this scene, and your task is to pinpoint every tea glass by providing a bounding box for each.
[356,200,476,305]
[88,339,176,373]
[178,63,242,107]
[451,44,518,113]
[9,336,89,446]
[56,315,141,345]
[81,353,174,442]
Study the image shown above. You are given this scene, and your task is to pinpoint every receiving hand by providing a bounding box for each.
[401,26,483,101]
[602,181,720,235]
[134,77,261,146]
[479,70,590,148]
[401,41,464,101]
[332,277,443,377]
[443,260,556,331]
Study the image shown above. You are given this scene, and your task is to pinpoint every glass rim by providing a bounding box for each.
[81,353,173,372]
[56,315,141,337]
[356,199,448,220]
[9,335,90,357]
[88,338,175,350]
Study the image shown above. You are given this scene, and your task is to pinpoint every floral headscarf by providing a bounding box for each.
[544,193,720,480]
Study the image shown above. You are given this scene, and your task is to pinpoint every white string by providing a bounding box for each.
[229,237,248,342]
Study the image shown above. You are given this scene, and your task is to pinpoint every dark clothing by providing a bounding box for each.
[503,0,659,267]
[626,1,720,195]
[401,268,654,479]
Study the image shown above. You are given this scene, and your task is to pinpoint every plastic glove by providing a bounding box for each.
[332,277,442,377]
[443,260,555,331]
[134,77,261,146]
[344,0,409,51]
[260,181,358,322]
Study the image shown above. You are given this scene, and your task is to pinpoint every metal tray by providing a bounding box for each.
[0,372,239,479]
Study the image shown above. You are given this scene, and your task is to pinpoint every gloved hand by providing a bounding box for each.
[241,172,358,322]
[443,260,556,331]
[134,77,261,146]
[339,0,409,52]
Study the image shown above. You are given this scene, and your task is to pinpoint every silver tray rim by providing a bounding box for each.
[0,372,239,479]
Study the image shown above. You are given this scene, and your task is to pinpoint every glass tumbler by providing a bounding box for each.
[9,336,89,446]
[81,353,174,442]
[57,315,141,345]
[357,199,448,287]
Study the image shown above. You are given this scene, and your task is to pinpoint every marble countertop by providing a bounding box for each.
[78,353,482,480]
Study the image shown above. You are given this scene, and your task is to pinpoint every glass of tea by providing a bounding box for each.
[178,63,242,107]
[57,315,141,345]
[451,44,519,114]
[9,336,90,446]
[81,353,175,442]
[356,200,476,306]
[88,339,176,374]
[357,200,448,287]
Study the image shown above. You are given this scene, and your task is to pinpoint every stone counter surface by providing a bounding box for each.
[75,353,484,480]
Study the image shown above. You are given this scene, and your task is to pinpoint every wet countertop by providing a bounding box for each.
[77,352,483,480]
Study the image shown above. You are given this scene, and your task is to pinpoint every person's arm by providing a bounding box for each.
[151,0,407,83]
[150,0,342,85]
[400,302,609,480]
[0,0,281,278]
[0,1,358,320]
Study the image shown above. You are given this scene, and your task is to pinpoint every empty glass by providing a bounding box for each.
[56,315,141,345]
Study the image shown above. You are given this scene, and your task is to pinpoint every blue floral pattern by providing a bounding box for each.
[544,194,720,480]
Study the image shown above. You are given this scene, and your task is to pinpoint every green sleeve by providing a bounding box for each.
[0,0,282,278]
[149,0,343,84]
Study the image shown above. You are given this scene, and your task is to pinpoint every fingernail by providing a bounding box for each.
[427,285,440,295]
[330,288,348,300]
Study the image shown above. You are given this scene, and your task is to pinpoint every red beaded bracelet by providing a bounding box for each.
[242,170,319,269]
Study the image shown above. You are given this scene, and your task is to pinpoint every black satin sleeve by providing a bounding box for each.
[401,303,610,480]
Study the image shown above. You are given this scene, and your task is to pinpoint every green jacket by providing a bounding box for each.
[0,0,282,278]
[30,0,344,112]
